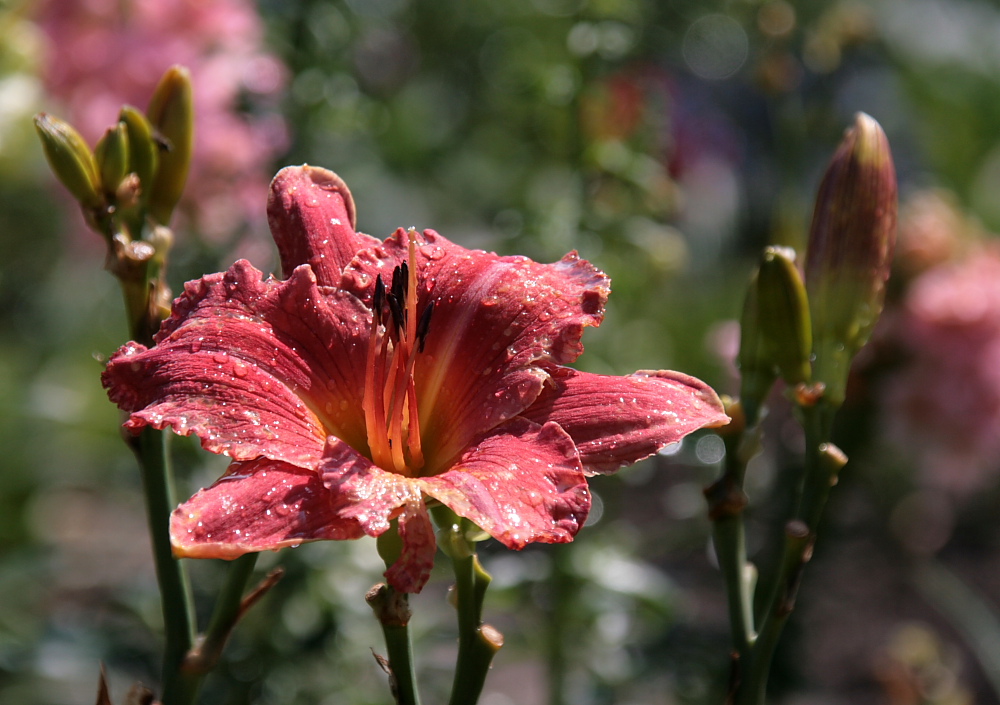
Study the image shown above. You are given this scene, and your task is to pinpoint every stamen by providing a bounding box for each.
[361,230,429,476]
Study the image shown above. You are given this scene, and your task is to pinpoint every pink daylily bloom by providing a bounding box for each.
[103,165,728,593]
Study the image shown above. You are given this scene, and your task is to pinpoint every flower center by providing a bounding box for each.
[361,230,434,477]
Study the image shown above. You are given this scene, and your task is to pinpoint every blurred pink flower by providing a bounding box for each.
[34,0,287,242]
[881,245,1000,496]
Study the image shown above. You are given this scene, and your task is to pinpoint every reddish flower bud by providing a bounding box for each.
[805,112,897,405]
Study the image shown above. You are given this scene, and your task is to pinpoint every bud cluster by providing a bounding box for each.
[33,65,194,343]
[738,113,898,415]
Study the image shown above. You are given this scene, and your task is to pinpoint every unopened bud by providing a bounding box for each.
[33,113,103,210]
[119,105,159,207]
[757,246,812,387]
[95,122,130,197]
[805,112,897,405]
[736,269,777,427]
[146,65,193,225]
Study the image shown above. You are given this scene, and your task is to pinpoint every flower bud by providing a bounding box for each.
[33,113,103,210]
[756,246,812,387]
[805,112,897,405]
[119,105,159,207]
[94,122,130,197]
[737,268,777,427]
[146,65,193,225]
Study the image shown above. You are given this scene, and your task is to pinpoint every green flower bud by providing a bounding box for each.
[119,105,159,207]
[94,122,130,197]
[737,268,777,428]
[805,112,897,405]
[146,65,193,225]
[33,113,103,210]
[757,246,812,387]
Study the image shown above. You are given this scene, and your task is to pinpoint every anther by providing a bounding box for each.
[416,300,435,353]
[387,294,405,335]
[373,275,385,326]
[391,264,406,307]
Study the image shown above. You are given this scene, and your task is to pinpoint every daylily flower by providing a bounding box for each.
[103,165,728,593]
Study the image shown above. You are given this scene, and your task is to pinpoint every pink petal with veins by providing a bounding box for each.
[522,367,729,474]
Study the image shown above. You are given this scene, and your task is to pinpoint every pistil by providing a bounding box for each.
[361,230,431,475]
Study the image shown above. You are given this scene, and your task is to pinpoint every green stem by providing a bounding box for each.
[708,426,760,664]
[133,426,197,705]
[448,551,500,705]
[367,584,421,705]
[737,400,842,705]
[192,553,261,670]
[546,544,572,705]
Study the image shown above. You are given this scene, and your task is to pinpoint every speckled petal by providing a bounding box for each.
[170,457,365,559]
[267,165,380,286]
[341,228,610,472]
[102,260,373,466]
[521,367,730,474]
[420,418,590,550]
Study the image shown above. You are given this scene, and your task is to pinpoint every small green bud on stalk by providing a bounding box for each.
[94,122,130,197]
[757,246,812,388]
[805,112,897,405]
[737,269,777,427]
[33,113,104,210]
[146,65,193,225]
[119,105,159,205]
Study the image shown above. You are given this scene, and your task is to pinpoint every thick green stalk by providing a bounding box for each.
[708,425,759,664]
[448,552,500,705]
[736,400,841,705]
[133,426,197,705]
[367,584,421,705]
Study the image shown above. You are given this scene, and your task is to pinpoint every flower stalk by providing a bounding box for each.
[711,114,896,705]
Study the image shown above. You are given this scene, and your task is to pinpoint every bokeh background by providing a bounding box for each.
[2,0,1000,703]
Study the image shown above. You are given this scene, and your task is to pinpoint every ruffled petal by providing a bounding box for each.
[170,457,365,559]
[341,229,610,471]
[267,165,380,286]
[102,260,373,466]
[521,367,730,474]
[419,418,590,549]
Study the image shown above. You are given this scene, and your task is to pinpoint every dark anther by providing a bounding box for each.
[391,263,406,306]
[416,300,435,353]
[387,294,405,334]
[373,275,386,326]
